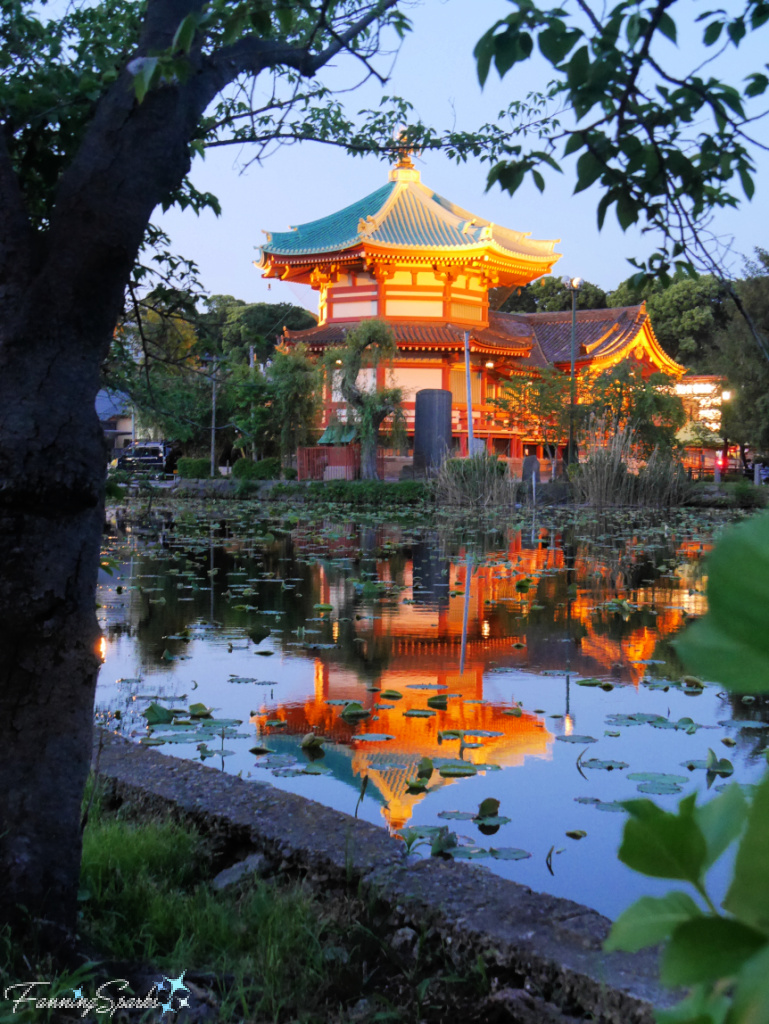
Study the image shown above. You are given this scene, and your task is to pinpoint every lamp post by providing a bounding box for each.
[563,276,583,465]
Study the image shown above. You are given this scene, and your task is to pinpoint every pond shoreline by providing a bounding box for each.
[93,729,673,1024]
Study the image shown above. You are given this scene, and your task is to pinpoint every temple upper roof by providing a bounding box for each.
[259,162,560,264]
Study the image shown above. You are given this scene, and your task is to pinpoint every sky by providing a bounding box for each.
[155,0,769,314]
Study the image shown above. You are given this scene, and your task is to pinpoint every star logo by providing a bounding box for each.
[158,972,190,1015]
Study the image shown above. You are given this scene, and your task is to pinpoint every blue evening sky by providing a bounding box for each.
[156,0,769,312]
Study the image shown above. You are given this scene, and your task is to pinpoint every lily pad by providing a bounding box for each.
[438,764,477,778]
[580,758,628,771]
[489,847,532,860]
[354,733,395,742]
[404,709,436,718]
[574,797,626,813]
[556,735,598,744]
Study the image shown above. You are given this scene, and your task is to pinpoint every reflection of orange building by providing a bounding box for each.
[250,525,706,828]
[253,658,552,831]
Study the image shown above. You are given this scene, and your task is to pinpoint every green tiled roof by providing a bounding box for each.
[260,169,559,261]
[262,182,396,256]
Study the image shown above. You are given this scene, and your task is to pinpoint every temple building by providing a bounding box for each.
[258,157,683,460]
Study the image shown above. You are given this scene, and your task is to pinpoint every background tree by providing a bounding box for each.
[474,0,769,357]
[493,366,570,474]
[490,275,607,313]
[231,343,321,467]
[198,296,316,365]
[328,320,404,480]
[584,363,686,455]
[607,274,731,367]
[713,250,769,454]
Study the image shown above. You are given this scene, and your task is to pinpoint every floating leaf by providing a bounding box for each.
[490,847,531,860]
[437,810,475,821]
[354,733,395,742]
[574,797,626,813]
[566,830,587,839]
[404,709,436,718]
[556,734,597,744]
[580,758,628,771]
[448,846,489,860]
[300,733,324,750]
[142,703,174,725]
[438,764,477,778]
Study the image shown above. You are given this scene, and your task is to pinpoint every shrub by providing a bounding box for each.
[283,466,298,480]
[733,480,767,509]
[176,457,216,479]
[232,456,281,480]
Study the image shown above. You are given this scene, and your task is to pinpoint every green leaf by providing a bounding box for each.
[438,763,477,778]
[618,796,707,884]
[131,56,158,104]
[172,13,198,53]
[728,944,769,1024]
[703,20,723,45]
[142,702,174,725]
[724,772,769,930]
[661,917,767,987]
[605,891,702,953]
[417,756,434,780]
[657,12,677,43]
[677,515,769,692]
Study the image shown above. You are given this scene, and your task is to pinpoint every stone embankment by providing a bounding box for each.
[94,730,674,1024]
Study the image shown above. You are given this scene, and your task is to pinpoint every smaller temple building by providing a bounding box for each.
[258,157,683,460]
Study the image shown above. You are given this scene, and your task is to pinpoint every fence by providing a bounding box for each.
[297,445,386,481]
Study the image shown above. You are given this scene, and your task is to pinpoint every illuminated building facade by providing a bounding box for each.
[258,157,684,458]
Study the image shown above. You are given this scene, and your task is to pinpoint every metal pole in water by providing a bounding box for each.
[464,330,474,455]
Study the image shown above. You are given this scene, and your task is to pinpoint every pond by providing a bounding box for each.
[96,503,769,920]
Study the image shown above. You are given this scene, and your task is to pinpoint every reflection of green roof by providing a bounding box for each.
[317,425,357,445]
[260,168,559,261]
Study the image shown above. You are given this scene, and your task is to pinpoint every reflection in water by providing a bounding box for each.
[98,511,720,835]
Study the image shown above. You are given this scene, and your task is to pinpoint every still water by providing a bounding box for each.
[96,506,768,919]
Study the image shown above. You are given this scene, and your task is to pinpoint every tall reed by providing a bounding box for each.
[429,454,519,512]
[572,416,690,509]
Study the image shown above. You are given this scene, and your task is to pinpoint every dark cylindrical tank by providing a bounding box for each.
[413,389,452,473]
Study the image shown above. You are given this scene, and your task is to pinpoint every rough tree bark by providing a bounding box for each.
[0,0,398,943]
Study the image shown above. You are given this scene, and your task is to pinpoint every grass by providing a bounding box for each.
[1,778,495,1024]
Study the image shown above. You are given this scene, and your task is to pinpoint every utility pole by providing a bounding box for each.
[563,277,583,465]
[464,330,475,456]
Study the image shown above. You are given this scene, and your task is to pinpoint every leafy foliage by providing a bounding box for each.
[326,320,404,480]
[475,0,769,290]
[491,275,607,314]
[608,511,769,1022]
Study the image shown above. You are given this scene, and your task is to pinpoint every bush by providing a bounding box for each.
[232,457,281,480]
[306,480,428,505]
[283,466,298,480]
[733,480,767,509]
[176,457,217,479]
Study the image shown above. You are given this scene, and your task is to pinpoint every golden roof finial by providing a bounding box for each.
[389,126,420,182]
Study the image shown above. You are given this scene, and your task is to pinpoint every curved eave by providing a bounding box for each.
[258,241,559,281]
[553,312,684,377]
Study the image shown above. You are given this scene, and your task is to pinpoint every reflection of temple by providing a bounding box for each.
[252,660,552,832]
[249,525,710,829]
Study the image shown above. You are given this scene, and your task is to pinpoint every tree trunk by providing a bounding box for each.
[360,437,380,480]
[0,326,105,943]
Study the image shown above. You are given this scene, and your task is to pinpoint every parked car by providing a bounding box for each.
[112,442,177,474]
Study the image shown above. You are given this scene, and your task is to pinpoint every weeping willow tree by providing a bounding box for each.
[328,320,404,480]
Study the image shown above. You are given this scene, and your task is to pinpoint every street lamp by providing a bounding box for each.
[563,276,583,465]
